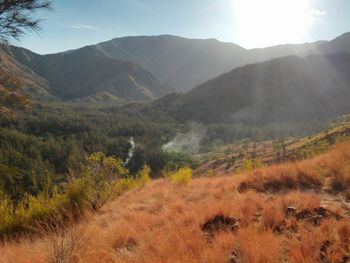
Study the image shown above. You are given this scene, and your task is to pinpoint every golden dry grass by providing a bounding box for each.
[1,142,350,263]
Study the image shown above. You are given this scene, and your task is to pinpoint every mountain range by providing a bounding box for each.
[94,32,350,92]
[1,32,350,119]
[154,52,350,123]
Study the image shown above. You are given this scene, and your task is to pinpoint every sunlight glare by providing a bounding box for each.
[233,0,316,48]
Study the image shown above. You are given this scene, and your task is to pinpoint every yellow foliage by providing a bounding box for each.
[242,158,262,172]
[117,165,151,192]
[0,190,67,236]
[0,152,152,237]
[168,167,193,185]
[242,158,253,171]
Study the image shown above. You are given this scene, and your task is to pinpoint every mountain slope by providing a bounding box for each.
[0,46,49,97]
[0,45,175,101]
[95,35,248,92]
[94,33,350,91]
[154,53,350,123]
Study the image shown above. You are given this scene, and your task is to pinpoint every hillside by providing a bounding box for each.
[0,45,175,101]
[2,140,350,263]
[154,53,350,123]
[194,119,350,176]
[93,33,350,91]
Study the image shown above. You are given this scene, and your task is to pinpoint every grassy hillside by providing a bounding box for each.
[194,117,350,176]
[1,139,350,263]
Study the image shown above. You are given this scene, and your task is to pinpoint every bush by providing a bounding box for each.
[0,152,153,238]
[0,190,67,237]
[242,158,262,172]
[79,152,128,211]
[65,177,89,211]
[117,164,151,192]
[167,167,193,185]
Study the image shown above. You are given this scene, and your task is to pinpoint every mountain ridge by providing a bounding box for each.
[92,33,350,91]
[153,52,350,123]
[1,32,350,102]
[0,44,175,101]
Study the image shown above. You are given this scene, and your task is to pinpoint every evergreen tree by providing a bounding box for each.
[0,0,51,111]
[0,0,52,42]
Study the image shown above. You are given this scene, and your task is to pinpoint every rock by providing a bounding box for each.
[201,215,239,235]
[314,207,327,217]
[285,206,297,217]
[294,207,342,225]
[237,182,249,193]
[296,209,312,220]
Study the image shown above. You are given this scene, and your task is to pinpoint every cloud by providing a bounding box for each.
[67,23,100,31]
[309,8,327,17]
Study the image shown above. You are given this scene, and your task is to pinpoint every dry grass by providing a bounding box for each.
[1,142,350,262]
[238,141,350,196]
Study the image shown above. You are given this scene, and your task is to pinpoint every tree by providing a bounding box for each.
[0,0,52,42]
[0,0,51,111]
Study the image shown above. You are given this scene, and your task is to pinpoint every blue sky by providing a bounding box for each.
[17,0,350,54]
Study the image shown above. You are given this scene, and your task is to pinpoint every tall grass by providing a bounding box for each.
[1,141,350,262]
[238,141,350,197]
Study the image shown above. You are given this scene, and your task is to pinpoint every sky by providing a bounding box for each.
[16,0,350,54]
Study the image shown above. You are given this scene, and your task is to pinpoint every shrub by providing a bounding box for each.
[136,164,151,187]
[241,158,262,172]
[242,158,253,171]
[117,164,151,192]
[0,152,141,237]
[0,190,67,237]
[65,178,89,211]
[79,152,128,211]
[167,167,193,185]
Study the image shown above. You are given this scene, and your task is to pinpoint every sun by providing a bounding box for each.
[233,0,315,48]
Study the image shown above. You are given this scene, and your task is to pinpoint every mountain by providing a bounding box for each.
[94,35,248,92]
[0,44,175,101]
[153,53,350,123]
[1,32,350,100]
[248,32,350,62]
[93,33,350,91]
